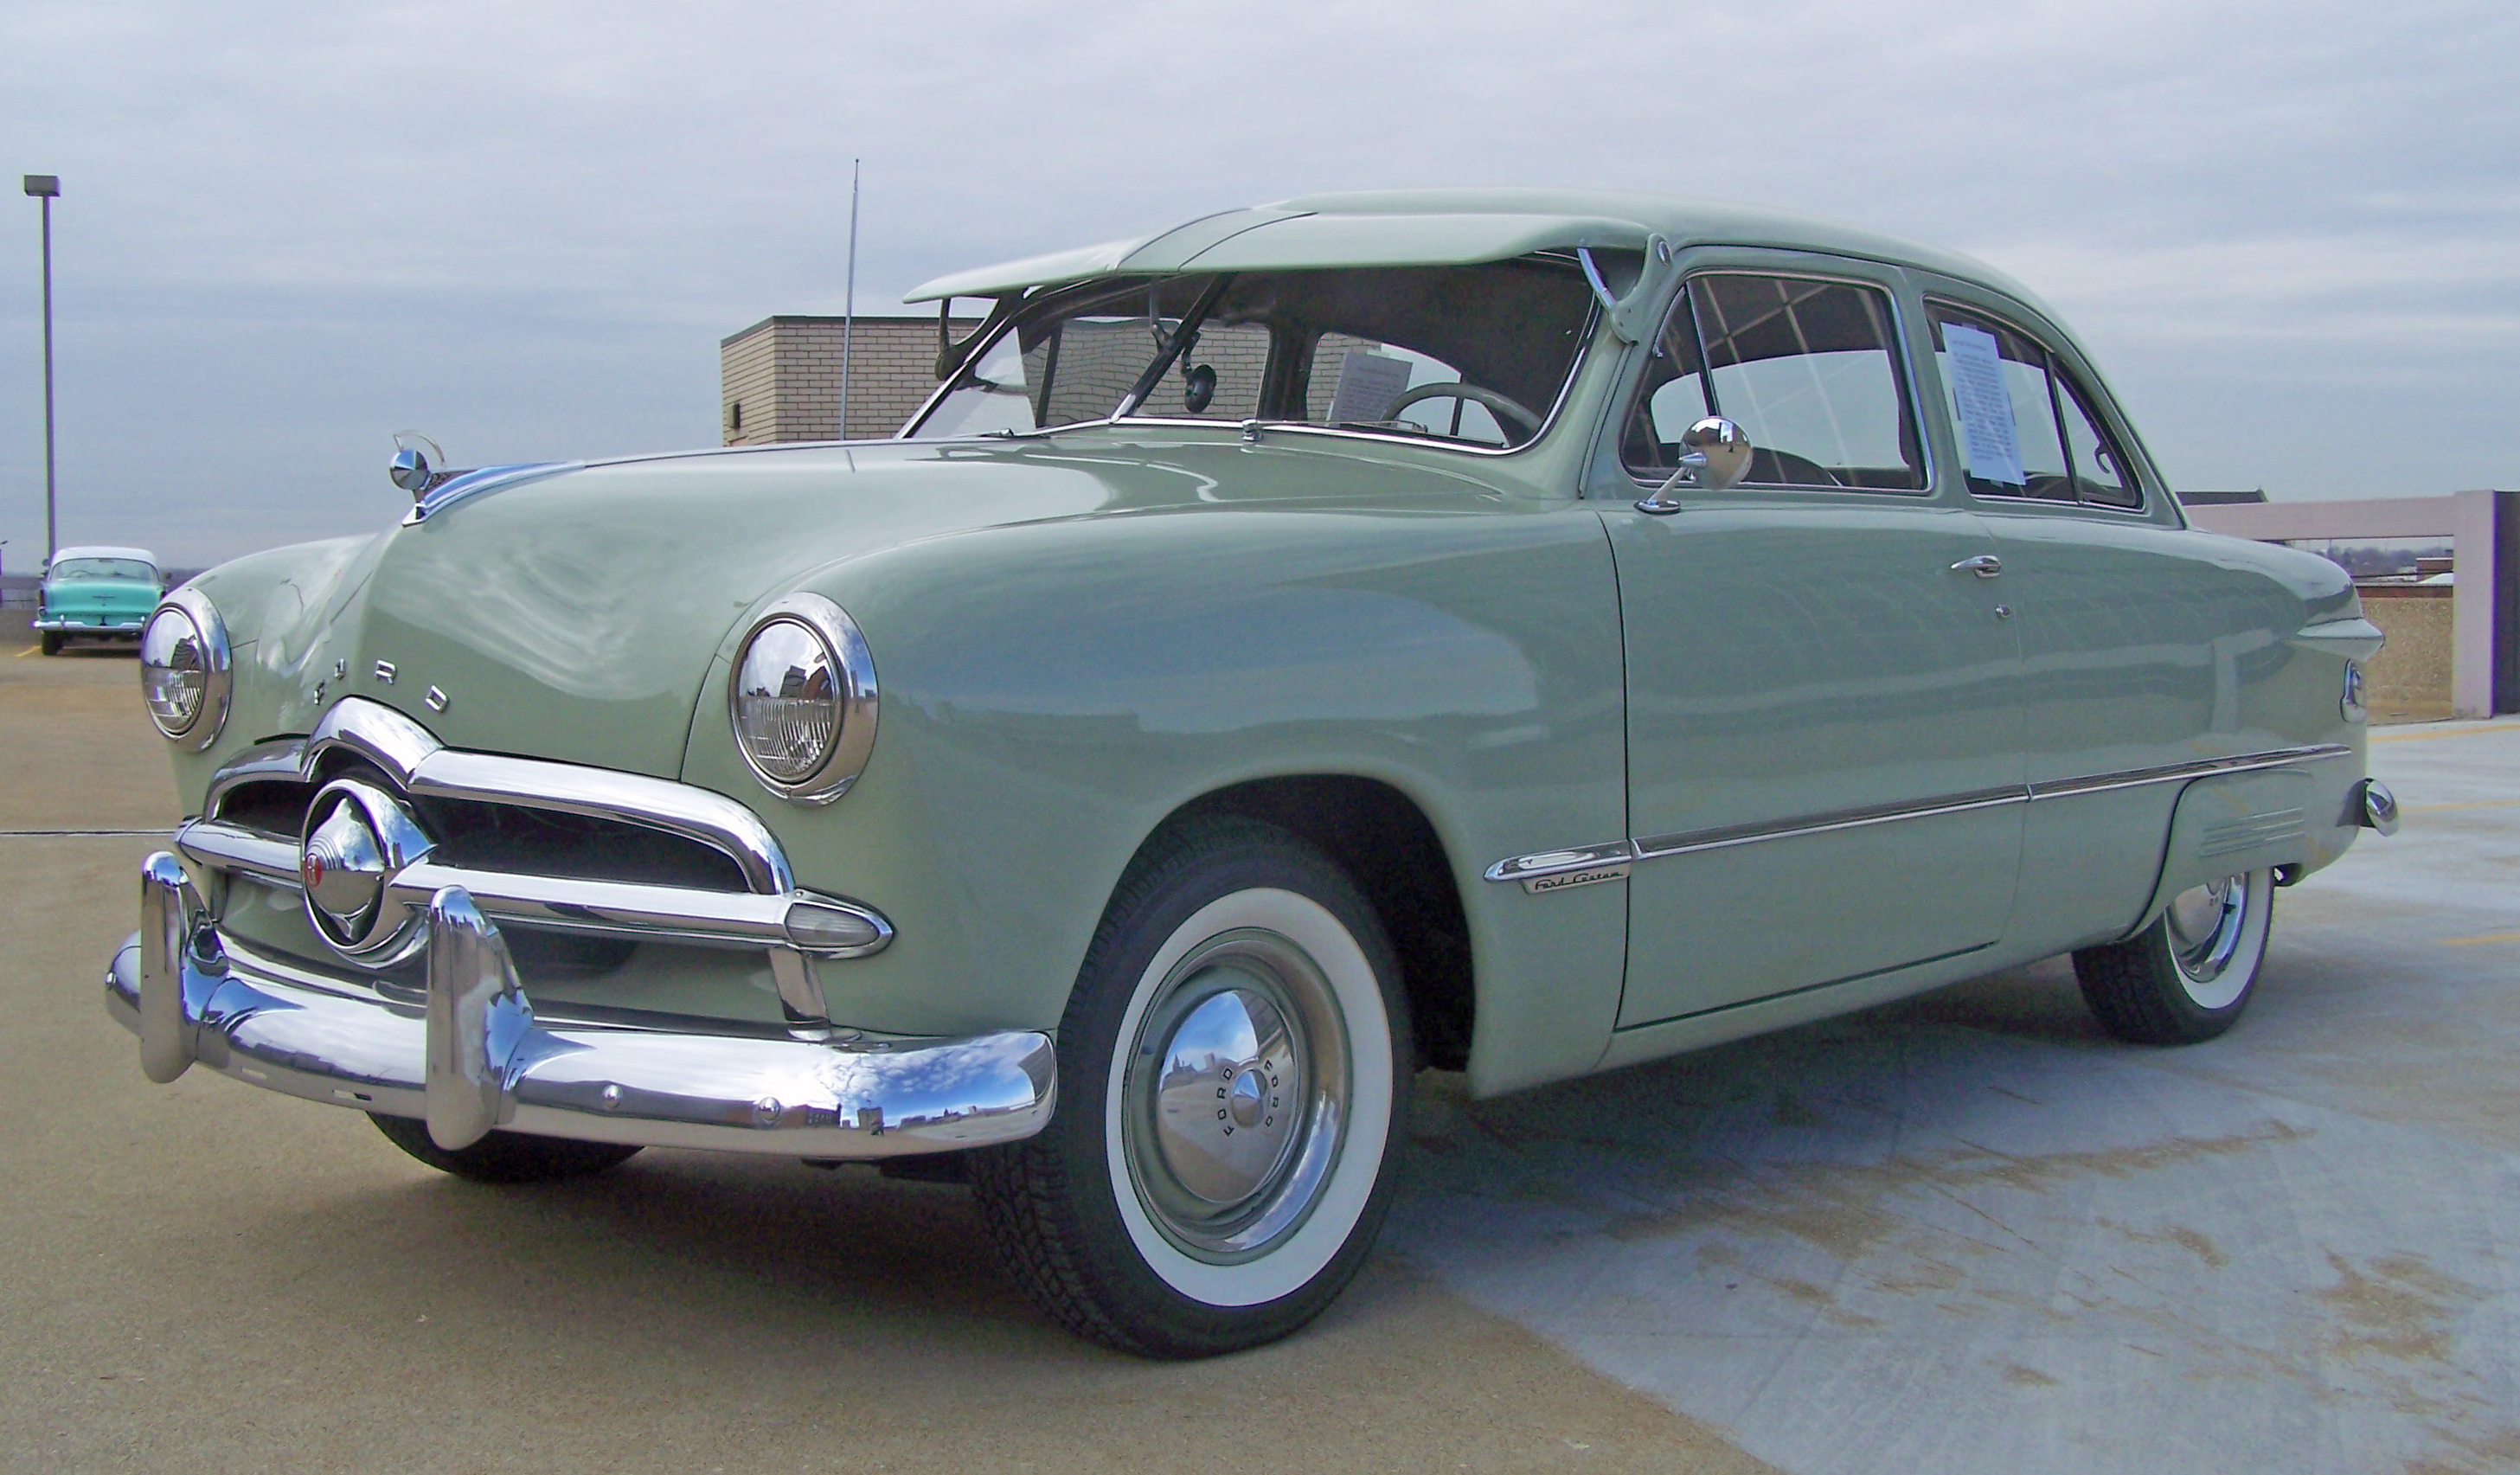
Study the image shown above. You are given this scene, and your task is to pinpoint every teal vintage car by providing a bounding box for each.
[109,190,2397,1356]
[35,544,162,655]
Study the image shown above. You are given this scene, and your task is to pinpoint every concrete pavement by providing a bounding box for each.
[6,625,2511,1472]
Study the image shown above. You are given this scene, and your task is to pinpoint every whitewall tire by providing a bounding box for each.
[971,818,1412,1356]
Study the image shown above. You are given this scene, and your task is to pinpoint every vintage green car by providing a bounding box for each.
[35,544,162,655]
[111,190,2397,1356]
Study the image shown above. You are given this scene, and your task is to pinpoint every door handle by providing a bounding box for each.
[1951,555,2002,579]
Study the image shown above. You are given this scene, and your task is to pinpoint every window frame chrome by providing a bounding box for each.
[1917,292,2157,519]
[1610,259,1940,501]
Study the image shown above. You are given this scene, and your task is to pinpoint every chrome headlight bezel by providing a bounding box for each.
[2342,658,2368,724]
[728,593,878,805]
[140,587,232,751]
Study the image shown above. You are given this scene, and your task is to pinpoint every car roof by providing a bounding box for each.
[903,189,2047,311]
[48,545,158,568]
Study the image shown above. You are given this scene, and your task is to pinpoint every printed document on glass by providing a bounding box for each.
[1944,323,2025,486]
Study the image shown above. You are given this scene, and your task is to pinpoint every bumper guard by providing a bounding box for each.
[110,851,1056,1158]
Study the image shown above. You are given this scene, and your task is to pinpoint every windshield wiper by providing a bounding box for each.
[1113,275,1234,420]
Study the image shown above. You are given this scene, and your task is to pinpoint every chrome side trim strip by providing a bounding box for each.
[1633,784,2026,862]
[2021,744,2352,802]
[1483,841,1638,884]
[1485,744,2357,885]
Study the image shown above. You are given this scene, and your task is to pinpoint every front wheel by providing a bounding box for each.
[2073,868,2275,1044]
[39,631,61,656]
[972,818,1412,1358]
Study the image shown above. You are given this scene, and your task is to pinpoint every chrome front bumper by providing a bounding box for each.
[108,852,1057,1158]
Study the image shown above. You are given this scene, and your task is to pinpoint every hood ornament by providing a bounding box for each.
[388,431,452,500]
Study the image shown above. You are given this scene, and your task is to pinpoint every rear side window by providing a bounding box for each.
[1622,273,1925,491]
[1929,303,2143,510]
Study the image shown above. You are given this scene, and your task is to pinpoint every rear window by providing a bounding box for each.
[48,558,157,581]
[1928,303,2143,510]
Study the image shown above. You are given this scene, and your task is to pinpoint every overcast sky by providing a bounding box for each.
[3,0,2514,568]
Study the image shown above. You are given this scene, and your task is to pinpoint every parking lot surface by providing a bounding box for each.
[5,626,2510,1472]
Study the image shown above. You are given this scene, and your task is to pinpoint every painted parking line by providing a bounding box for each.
[2440,929,2520,946]
[2406,798,2520,813]
[2372,719,2520,744]
[13,645,39,658]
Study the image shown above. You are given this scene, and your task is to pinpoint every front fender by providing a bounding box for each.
[166,535,382,804]
[678,502,1630,1091]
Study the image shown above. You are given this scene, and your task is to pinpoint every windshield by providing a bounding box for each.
[49,558,157,582]
[909,257,1596,450]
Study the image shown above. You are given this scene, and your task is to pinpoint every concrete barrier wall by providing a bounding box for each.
[2356,587,2454,721]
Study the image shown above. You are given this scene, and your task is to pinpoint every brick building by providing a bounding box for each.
[720,316,978,445]
[721,314,1400,443]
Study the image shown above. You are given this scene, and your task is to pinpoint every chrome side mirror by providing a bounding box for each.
[1635,416,1751,516]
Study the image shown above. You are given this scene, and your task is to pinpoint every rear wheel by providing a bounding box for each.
[369,1113,642,1183]
[971,818,1412,1358]
[2073,869,2274,1044]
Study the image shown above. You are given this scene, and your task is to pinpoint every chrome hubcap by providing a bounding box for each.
[1123,928,1349,1260]
[2165,872,2255,1010]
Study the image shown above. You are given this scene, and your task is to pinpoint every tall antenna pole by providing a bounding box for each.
[22,176,60,563]
[840,158,859,440]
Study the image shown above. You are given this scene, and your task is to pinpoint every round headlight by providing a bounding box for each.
[139,589,232,750]
[729,594,877,804]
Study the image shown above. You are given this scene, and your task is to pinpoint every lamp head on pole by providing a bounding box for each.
[22,176,59,198]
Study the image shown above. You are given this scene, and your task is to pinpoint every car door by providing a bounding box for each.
[1596,260,2025,1029]
[1911,285,2324,952]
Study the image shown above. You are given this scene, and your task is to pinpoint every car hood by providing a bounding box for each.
[296,436,1510,779]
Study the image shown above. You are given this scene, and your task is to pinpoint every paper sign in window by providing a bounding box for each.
[1943,323,2025,486]
[1327,350,1415,425]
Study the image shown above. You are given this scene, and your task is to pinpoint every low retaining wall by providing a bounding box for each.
[2357,587,2453,722]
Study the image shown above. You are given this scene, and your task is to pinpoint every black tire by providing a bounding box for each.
[39,632,61,657]
[971,817,1414,1358]
[2074,868,2275,1044]
[369,1112,643,1183]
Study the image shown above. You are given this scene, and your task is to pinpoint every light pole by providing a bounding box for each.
[22,174,58,566]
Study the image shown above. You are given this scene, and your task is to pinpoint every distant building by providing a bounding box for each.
[720,315,979,445]
[2177,489,2270,505]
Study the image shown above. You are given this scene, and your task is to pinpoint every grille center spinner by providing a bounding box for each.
[298,776,435,966]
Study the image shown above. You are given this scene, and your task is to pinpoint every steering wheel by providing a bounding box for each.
[1379,382,1545,437]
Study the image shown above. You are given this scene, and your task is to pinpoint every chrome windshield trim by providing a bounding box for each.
[1486,744,2359,885]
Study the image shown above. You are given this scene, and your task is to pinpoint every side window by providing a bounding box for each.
[1927,307,2069,500]
[2055,372,2141,509]
[1621,273,1924,491]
